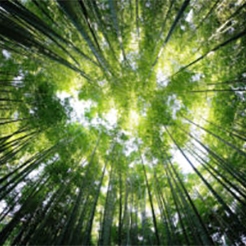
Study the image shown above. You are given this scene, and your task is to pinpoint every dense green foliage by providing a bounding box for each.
[0,0,246,245]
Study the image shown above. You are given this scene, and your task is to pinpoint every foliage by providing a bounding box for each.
[0,0,246,245]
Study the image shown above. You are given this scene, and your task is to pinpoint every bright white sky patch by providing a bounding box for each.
[123,135,138,156]
[57,91,119,130]
[2,49,11,59]
[171,147,199,174]
[171,118,209,174]
[103,108,118,126]
[27,164,44,181]
[156,69,169,87]
[0,200,7,214]
[57,91,96,124]
[191,73,203,82]
[185,9,193,23]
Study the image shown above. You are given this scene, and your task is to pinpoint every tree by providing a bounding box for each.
[0,0,246,245]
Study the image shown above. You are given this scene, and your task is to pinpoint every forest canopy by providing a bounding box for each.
[0,0,246,245]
